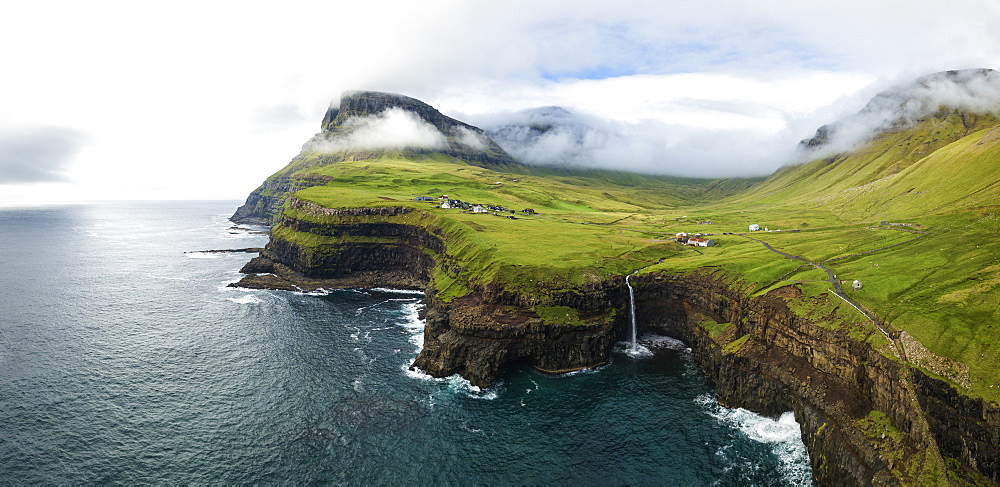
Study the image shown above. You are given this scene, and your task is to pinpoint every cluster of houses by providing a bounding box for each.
[416,195,536,219]
[671,233,716,247]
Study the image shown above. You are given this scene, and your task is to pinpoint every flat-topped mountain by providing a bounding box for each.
[315,91,519,169]
[231,91,521,225]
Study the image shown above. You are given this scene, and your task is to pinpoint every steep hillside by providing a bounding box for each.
[729,110,1000,220]
[230,77,1000,484]
[231,91,522,225]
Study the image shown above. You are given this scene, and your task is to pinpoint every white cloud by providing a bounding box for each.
[309,108,447,152]
[801,69,1000,158]
[464,72,874,177]
[1,0,999,202]
[0,123,88,183]
[455,127,488,151]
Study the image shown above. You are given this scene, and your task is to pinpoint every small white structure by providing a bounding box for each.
[440,201,452,209]
[852,280,863,290]
[687,237,715,247]
[472,205,487,213]
[749,224,761,231]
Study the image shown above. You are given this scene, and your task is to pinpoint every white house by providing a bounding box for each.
[749,224,761,231]
[472,205,487,213]
[852,280,863,290]
[441,201,452,209]
[687,237,715,247]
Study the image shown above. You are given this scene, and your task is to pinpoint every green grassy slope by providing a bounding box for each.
[266,109,1000,402]
[728,111,1000,221]
[701,111,1000,401]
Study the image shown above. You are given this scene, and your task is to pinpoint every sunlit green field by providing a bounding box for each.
[278,114,1000,401]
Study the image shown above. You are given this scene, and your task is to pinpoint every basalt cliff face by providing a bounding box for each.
[631,273,998,485]
[233,197,624,386]
[233,202,998,485]
[231,91,520,226]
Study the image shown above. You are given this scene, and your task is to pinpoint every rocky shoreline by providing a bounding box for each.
[230,203,998,485]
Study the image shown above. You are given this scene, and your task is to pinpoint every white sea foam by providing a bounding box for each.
[227,295,261,304]
[294,288,330,296]
[447,375,500,400]
[403,363,501,400]
[697,393,813,485]
[185,252,218,259]
[397,300,495,400]
[404,362,434,381]
[398,301,425,352]
[370,287,425,295]
[624,343,654,358]
[639,333,691,352]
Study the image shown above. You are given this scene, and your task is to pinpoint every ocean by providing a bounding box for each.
[0,201,812,485]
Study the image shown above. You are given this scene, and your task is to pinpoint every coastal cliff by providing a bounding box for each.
[233,197,625,386]
[233,200,997,485]
[631,273,998,485]
[231,91,521,226]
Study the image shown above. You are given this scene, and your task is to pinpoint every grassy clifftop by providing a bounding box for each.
[257,106,1000,403]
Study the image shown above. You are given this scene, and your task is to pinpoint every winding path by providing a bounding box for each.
[737,233,909,361]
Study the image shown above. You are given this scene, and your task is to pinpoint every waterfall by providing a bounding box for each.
[626,273,637,353]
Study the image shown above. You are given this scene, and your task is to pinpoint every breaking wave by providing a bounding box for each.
[696,393,813,485]
[227,294,261,304]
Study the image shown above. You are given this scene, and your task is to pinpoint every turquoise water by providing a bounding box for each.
[0,201,812,484]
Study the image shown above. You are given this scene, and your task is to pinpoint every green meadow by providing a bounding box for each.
[277,114,1000,402]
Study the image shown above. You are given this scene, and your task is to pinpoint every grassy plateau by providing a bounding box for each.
[268,112,1000,403]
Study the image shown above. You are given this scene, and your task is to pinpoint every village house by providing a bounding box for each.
[749,224,761,231]
[687,237,715,247]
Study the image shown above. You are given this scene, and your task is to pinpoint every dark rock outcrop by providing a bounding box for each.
[230,199,436,291]
[630,272,998,485]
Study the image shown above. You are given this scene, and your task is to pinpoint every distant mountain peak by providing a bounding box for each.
[801,68,1000,153]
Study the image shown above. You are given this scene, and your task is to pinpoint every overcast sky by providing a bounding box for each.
[2,0,999,204]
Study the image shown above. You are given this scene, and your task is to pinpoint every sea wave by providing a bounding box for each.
[294,288,331,296]
[697,393,813,485]
[398,301,425,352]
[403,363,501,400]
[227,295,261,304]
[370,287,425,295]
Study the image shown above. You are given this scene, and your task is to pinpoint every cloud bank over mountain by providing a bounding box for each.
[2,0,1000,201]
[307,108,448,152]
[800,69,1000,157]
[479,106,800,178]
